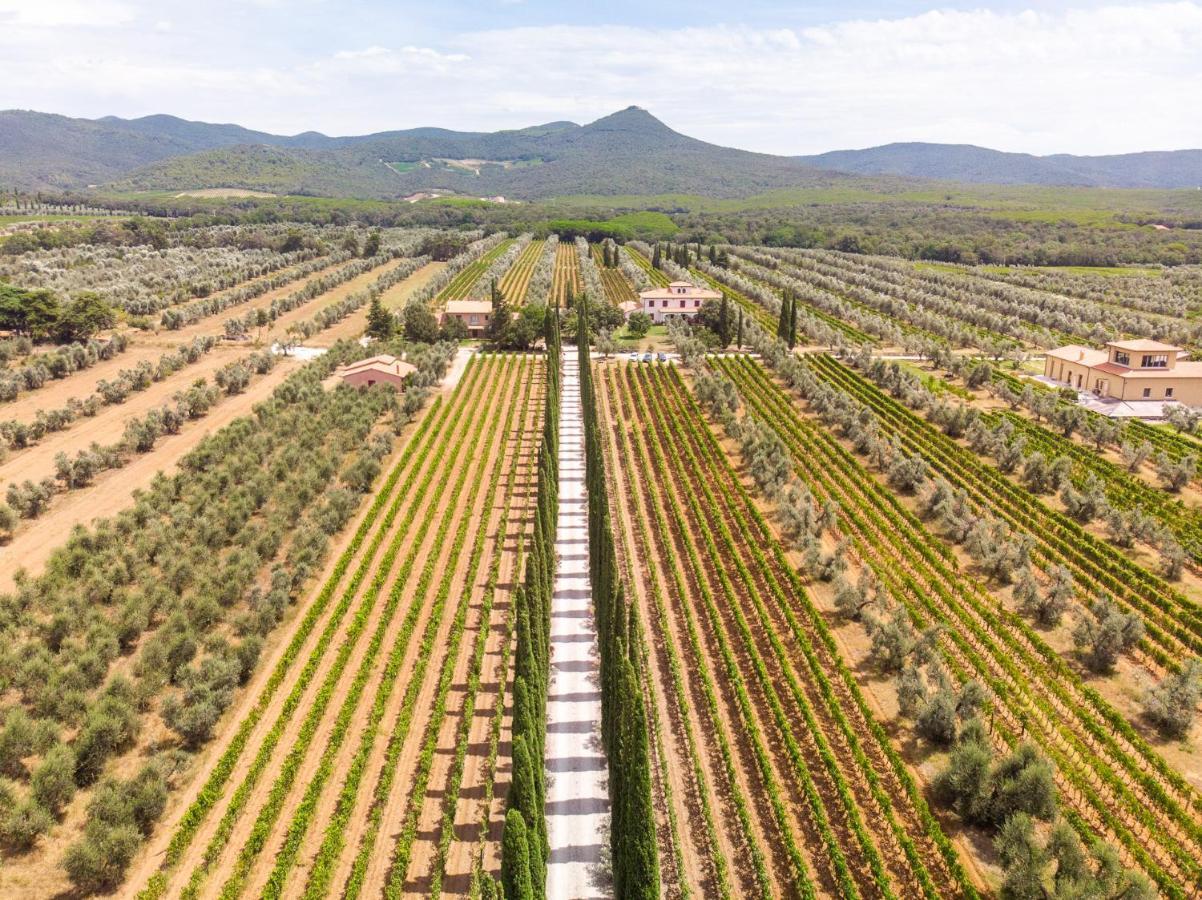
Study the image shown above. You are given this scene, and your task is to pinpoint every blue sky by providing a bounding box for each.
[2,1,1201,155]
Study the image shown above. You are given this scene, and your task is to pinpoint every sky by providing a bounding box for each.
[1,0,1201,156]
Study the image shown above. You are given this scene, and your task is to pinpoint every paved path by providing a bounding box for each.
[545,351,613,899]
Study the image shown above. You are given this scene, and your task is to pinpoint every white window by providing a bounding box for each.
[1142,354,1168,368]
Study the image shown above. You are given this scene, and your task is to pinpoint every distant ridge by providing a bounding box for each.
[4,105,1202,197]
[797,142,1202,189]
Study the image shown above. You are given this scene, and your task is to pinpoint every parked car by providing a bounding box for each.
[657,352,668,362]
[628,352,639,362]
[641,352,653,363]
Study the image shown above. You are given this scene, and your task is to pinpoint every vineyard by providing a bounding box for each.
[551,241,581,305]
[597,359,974,898]
[135,351,544,899]
[3,217,1202,899]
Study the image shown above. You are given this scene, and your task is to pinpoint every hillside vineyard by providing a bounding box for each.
[1,217,1201,900]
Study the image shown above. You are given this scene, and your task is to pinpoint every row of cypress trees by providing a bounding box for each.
[577,295,661,899]
[495,306,562,900]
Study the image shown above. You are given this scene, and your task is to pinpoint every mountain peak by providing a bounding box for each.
[584,106,674,135]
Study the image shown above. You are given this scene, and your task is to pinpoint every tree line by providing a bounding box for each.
[578,294,660,898]
[494,306,561,900]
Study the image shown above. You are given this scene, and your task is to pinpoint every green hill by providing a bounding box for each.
[110,107,850,200]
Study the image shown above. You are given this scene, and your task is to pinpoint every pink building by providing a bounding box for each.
[638,281,721,324]
[336,354,416,390]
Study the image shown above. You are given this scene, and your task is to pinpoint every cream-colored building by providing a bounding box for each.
[1044,339,1202,406]
[441,299,493,336]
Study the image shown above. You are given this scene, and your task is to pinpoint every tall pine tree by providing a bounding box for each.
[365,294,394,340]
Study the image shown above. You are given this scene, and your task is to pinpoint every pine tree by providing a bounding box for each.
[501,810,534,900]
[365,294,394,340]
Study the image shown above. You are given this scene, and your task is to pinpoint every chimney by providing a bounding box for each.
[1078,351,1085,361]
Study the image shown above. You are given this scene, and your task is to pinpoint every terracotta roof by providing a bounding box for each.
[1092,362,1128,376]
[444,300,493,314]
[1046,345,1107,366]
[1106,339,1182,353]
[1111,361,1202,379]
[338,355,416,378]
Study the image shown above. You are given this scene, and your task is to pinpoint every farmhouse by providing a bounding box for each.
[335,354,416,390]
[1044,339,1202,405]
[638,281,721,324]
[442,299,493,336]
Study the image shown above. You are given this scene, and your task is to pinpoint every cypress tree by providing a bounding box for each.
[616,653,660,899]
[501,810,534,900]
[716,294,733,348]
[511,734,546,860]
[651,244,662,269]
[788,294,798,349]
[736,309,744,349]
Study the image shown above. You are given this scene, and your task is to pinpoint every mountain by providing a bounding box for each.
[797,142,1202,189]
[6,106,1202,199]
[0,110,314,190]
[109,106,847,200]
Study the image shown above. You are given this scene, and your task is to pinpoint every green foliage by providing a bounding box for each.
[365,294,394,340]
[31,743,76,812]
[1144,658,1202,739]
[934,723,1057,827]
[403,301,441,343]
[0,797,53,850]
[501,809,534,900]
[1072,597,1145,674]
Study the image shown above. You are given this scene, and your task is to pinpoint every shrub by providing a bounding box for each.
[0,798,52,850]
[1072,597,1144,674]
[62,821,141,892]
[1144,658,1202,739]
[31,743,76,813]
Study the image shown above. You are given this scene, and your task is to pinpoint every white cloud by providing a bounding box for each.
[2,3,1202,154]
[0,0,135,27]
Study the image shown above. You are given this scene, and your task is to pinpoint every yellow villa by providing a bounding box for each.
[1043,339,1202,406]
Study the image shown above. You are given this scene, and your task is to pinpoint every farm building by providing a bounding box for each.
[335,354,416,390]
[442,299,493,336]
[638,281,721,324]
[1044,339,1202,405]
